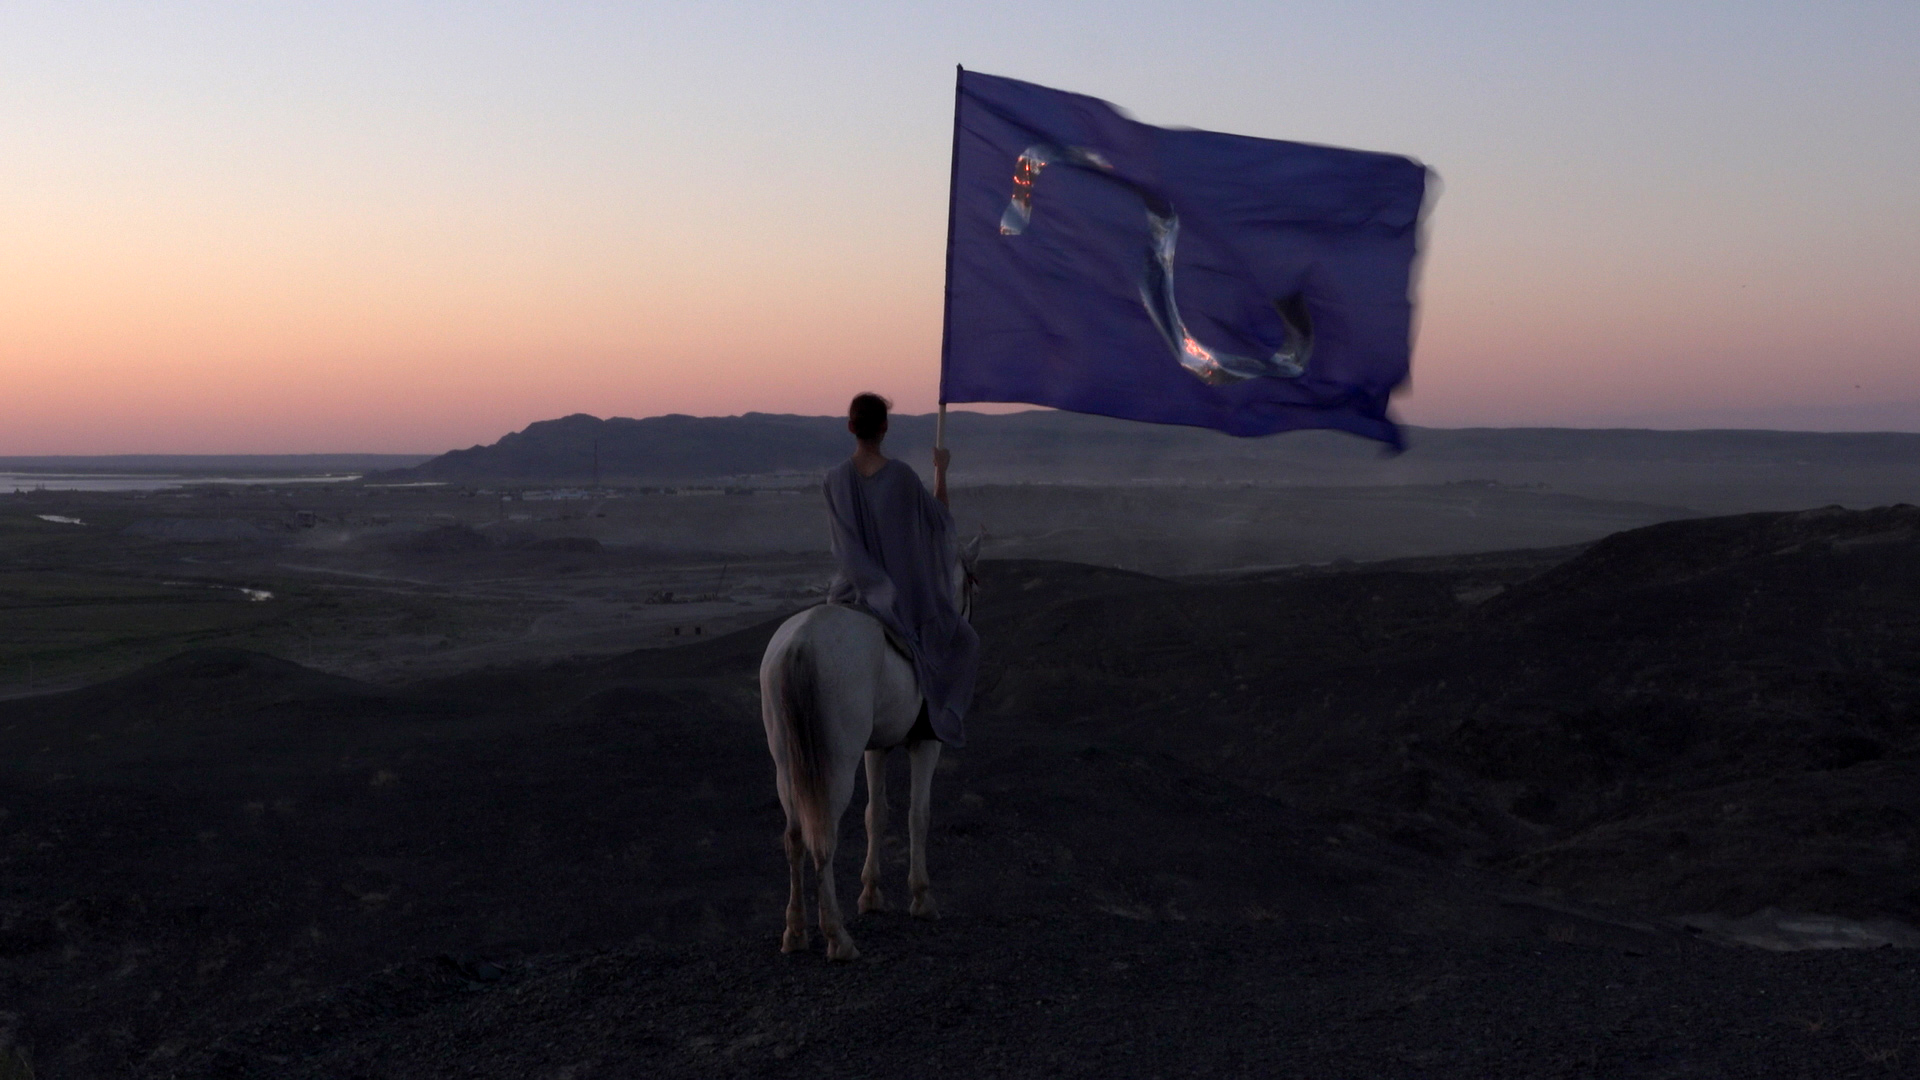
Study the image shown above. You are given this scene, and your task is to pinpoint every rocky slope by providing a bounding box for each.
[3,507,1919,1076]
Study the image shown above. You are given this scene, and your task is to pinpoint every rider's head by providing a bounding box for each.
[848,392,890,445]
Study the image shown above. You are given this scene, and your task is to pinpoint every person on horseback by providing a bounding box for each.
[822,393,980,746]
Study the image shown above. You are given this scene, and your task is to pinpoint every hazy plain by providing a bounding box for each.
[5,428,1918,697]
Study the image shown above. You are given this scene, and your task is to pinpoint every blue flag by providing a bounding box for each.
[940,69,1431,447]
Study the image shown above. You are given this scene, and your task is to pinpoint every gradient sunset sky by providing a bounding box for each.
[5,2,1917,453]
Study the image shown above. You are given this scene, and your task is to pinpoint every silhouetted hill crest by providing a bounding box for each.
[392,412,866,483]
[1485,503,1920,620]
[369,411,1920,486]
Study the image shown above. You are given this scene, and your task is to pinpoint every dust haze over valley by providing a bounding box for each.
[6,412,1920,1076]
[11,411,1920,692]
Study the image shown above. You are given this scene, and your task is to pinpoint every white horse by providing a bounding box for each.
[759,536,979,962]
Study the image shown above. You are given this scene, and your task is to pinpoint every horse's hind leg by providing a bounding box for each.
[859,749,890,914]
[907,738,942,920]
[815,769,862,962]
[781,816,808,953]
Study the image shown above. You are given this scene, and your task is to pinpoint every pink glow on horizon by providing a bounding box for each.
[3,5,1916,454]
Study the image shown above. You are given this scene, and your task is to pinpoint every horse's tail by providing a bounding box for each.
[772,633,835,856]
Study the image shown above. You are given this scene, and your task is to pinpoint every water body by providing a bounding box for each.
[162,581,275,602]
[3,473,358,493]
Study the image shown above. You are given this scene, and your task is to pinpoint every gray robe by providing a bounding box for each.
[824,458,979,746]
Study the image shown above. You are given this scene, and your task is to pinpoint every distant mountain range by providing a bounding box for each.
[366,412,1920,513]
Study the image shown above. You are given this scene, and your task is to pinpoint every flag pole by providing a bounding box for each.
[935,63,964,454]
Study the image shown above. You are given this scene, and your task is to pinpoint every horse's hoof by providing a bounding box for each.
[827,937,861,963]
[910,892,939,921]
[858,886,889,914]
[781,928,809,953]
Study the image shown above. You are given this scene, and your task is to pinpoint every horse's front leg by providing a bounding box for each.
[906,737,942,919]
[859,748,890,914]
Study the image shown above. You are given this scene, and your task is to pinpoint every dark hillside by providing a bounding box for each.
[4,509,1920,1075]
[971,507,1920,922]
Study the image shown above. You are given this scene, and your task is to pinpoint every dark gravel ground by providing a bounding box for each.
[4,507,1920,1077]
[161,917,1919,1079]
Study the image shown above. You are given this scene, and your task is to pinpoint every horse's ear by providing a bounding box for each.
[963,527,985,563]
